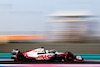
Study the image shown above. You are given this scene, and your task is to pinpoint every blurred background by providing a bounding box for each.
[0,0,100,54]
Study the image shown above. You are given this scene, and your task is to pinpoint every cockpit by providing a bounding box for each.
[34,47,58,54]
[45,49,58,53]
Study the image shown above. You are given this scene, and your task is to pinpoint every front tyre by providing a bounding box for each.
[65,53,74,63]
[15,53,25,62]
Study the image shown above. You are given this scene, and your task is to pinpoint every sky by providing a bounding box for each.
[0,0,99,31]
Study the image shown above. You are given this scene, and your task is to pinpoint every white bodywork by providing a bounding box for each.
[23,48,62,60]
[11,47,83,61]
[76,56,82,60]
[11,49,19,57]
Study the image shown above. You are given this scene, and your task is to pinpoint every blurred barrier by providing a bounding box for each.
[0,53,100,60]
[74,54,100,60]
[0,53,11,59]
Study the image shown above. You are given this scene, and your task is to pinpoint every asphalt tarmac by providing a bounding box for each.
[0,60,100,64]
[0,42,100,54]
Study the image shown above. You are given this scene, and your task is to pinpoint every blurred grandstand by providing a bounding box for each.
[0,11,99,43]
[46,11,99,43]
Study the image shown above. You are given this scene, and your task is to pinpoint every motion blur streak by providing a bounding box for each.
[0,35,45,40]
[0,64,100,67]
[0,11,98,43]
[46,11,98,43]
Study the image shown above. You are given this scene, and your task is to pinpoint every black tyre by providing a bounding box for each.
[65,53,74,63]
[15,53,25,62]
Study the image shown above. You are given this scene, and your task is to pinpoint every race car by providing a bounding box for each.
[11,47,84,63]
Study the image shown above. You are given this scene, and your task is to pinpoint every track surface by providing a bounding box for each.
[0,43,100,54]
[0,43,100,64]
[0,60,100,64]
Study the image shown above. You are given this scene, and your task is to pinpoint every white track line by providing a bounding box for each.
[0,59,14,61]
[84,60,100,62]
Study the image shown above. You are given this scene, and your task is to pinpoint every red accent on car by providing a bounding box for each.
[23,50,33,53]
[56,53,66,56]
[25,54,35,59]
[37,55,52,60]
[74,55,76,57]
[74,55,76,59]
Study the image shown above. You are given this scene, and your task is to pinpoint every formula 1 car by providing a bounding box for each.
[11,47,83,63]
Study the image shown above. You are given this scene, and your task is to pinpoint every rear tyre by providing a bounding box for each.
[15,53,25,62]
[65,53,74,63]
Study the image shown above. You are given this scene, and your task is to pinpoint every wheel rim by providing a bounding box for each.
[15,53,25,62]
[65,53,74,63]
